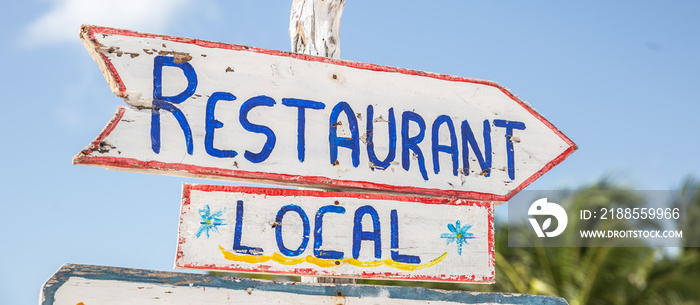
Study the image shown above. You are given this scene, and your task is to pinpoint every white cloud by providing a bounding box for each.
[23,0,191,47]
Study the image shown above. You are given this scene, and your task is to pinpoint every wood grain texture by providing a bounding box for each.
[176,184,495,283]
[40,264,569,304]
[75,26,576,201]
[290,0,345,58]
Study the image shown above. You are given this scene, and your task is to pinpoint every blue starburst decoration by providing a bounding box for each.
[196,205,226,238]
[440,220,475,255]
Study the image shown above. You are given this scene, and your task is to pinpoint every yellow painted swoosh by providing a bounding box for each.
[218,246,271,263]
[383,251,448,271]
[345,257,384,268]
[270,252,306,265]
[218,246,447,271]
[304,255,340,268]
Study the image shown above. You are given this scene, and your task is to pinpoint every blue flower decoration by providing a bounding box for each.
[196,205,226,238]
[440,220,475,255]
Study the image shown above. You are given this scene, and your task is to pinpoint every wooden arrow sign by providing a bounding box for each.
[40,264,569,304]
[176,184,494,282]
[76,25,576,201]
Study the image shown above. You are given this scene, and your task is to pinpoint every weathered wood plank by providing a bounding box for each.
[176,184,494,283]
[40,264,569,304]
[290,0,345,58]
[75,25,576,201]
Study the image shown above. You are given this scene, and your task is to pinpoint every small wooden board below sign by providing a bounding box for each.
[176,184,495,283]
[41,264,569,304]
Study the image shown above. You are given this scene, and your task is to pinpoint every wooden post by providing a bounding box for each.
[289,0,345,59]
[290,0,350,284]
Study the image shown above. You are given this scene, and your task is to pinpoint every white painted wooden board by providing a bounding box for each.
[76,25,576,201]
[176,184,494,283]
[41,264,570,304]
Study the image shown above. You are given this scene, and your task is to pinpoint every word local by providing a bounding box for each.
[152,55,527,181]
[232,200,422,264]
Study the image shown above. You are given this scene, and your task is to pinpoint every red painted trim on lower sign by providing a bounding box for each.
[182,184,492,207]
[176,259,494,283]
[488,201,496,272]
[175,184,193,264]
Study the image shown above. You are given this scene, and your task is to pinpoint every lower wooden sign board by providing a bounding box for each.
[176,184,494,283]
[41,264,569,304]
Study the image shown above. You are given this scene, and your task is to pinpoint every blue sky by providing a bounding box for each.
[2,1,699,304]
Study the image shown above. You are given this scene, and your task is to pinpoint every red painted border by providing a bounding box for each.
[184,183,493,206]
[175,184,495,283]
[79,25,577,202]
